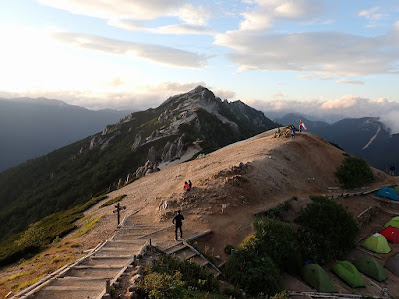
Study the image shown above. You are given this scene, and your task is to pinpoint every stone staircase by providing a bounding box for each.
[12,213,220,299]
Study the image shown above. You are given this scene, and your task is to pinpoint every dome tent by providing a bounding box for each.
[353,256,387,282]
[301,264,336,293]
[385,254,399,277]
[332,261,365,288]
[385,216,399,229]
[380,226,399,244]
[362,233,391,253]
[376,187,399,201]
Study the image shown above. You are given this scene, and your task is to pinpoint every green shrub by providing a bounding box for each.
[253,217,302,273]
[335,155,374,189]
[224,245,282,296]
[137,271,185,299]
[296,196,358,264]
[150,254,219,292]
[222,287,245,299]
[263,201,292,220]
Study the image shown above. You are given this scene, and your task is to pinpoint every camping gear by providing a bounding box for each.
[380,226,399,244]
[385,254,399,277]
[353,256,387,281]
[394,185,399,194]
[385,216,399,229]
[376,187,399,201]
[362,233,391,253]
[332,261,365,288]
[301,264,336,292]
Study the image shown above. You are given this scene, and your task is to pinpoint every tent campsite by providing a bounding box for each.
[380,226,399,244]
[353,256,387,282]
[362,233,391,253]
[301,264,336,293]
[385,254,399,277]
[376,187,399,201]
[385,216,399,229]
[332,261,365,288]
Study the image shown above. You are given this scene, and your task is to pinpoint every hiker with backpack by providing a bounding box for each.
[172,210,184,241]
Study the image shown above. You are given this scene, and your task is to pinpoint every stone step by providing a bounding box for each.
[174,248,197,260]
[165,242,186,255]
[96,248,137,256]
[79,256,132,267]
[63,266,121,278]
[31,288,101,299]
[50,277,106,288]
[113,233,150,240]
[191,255,209,267]
[103,240,144,249]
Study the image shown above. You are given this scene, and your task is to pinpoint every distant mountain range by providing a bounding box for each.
[0,86,278,243]
[275,113,399,172]
[0,98,130,172]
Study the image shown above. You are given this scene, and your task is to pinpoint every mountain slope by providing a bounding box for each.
[0,98,129,172]
[0,86,278,243]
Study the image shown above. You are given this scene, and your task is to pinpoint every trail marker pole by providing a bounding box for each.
[113,203,126,226]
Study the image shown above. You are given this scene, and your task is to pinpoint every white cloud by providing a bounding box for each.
[174,4,211,26]
[214,23,399,76]
[380,111,399,134]
[358,6,385,20]
[238,0,326,31]
[249,95,399,131]
[108,19,214,35]
[299,74,336,81]
[51,31,208,68]
[38,0,185,20]
[335,78,364,85]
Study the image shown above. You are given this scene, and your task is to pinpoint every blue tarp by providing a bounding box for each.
[376,187,399,201]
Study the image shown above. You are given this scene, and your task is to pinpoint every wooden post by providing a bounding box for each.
[105,278,110,294]
[113,203,126,226]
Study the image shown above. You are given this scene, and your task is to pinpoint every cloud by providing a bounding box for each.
[0,81,236,112]
[358,6,386,20]
[51,31,208,68]
[335,78,364,85]
[238,0,326,31]
[214,23,399,75]
[173,4,211,26]
[299,75,336,81]
[38,0,185,20]
[380,111,399,134]
[108,19,214,35]
[247,95,399,131]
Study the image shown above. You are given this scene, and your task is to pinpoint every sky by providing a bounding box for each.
[0,1,399,130]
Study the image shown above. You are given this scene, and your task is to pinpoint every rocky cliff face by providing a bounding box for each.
[84,85,278,182]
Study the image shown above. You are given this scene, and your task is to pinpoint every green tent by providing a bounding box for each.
[301,264,336,293]
[362,233,391,253]
[353,256,387,282]
[332,261,365,288]
[394,186,399,194]
[385,216,399,229]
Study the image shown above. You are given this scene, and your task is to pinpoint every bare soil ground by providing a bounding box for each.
[1,131,398,298]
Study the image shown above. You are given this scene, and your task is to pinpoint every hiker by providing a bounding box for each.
[299,120,307,132]
[188,180,192,189]
[389,164,395,176]
[172,210,184,241]
[184,181,190,191]
[274,127,281,138]
[291,125,296,138]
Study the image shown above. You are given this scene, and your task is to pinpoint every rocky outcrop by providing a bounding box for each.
[132,134,143,150]
[135,160,160,179]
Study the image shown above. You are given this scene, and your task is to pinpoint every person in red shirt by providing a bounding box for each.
[184,181,191,191]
